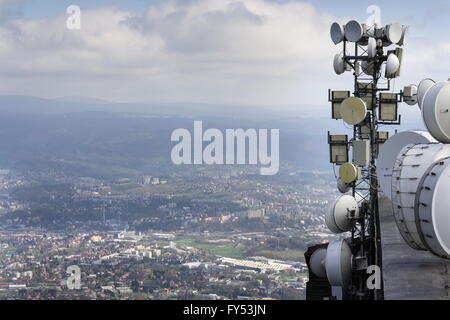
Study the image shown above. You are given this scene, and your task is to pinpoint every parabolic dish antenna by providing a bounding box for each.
[333,53,346,75]
[422,81,450,143]
[325,195,358,234]
[416,158,450,258]
[392,143,450,251]
[341,97,367,125]
[385,54,400,77]
[417,78,436,109]
[377,130,437,199]
[339,163,358,184]
[385,22,403,44]
[325,239,353,287]
[368,37,377,58]
[337,178,351,194]
[309,248,327,278]
[344,20,363,43]
[330,22,345,45]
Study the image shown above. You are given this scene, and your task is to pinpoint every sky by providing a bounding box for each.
[1,0,450,107]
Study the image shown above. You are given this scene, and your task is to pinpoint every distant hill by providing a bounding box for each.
[0,95,427,179]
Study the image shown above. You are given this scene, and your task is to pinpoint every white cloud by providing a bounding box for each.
[0,0,342,106]
[0,0,446,108]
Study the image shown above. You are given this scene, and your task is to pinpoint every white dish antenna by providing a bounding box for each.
[337,178,351,194]
[392,144,450,251]
[385,54,400,78]
[333,53,346,75]
[385,22,403,45]
[367,38,377,58]
[344,20,363,43]
[417,78,436,109]
[330,22,345,45]
[416,158,450,258]
[325,195,359,234]
[341,97,367,125]
[325,239,353,287]
[309,248,327,278]
[377,130,437,199]
[422,81,450,143]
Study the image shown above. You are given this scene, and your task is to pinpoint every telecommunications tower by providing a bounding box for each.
[305,19,410,300]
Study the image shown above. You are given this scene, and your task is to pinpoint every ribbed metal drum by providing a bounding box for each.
[415,158,450,259]
[377,130,436,200]
[391,143,450,251]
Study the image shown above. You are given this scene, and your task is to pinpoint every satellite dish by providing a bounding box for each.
[333,53,346,75]
[385,54,400,78]
[398,26,408,46]
[392,144,450,251]
[337,178,351,193]
[416,157,450,259]
[309,248,327,278]
[325,239,353,287]
[330,22,345,45]
[422,81,450,143]
[417,78,436,109]
[385,22,403,44]
[344,20,363,42]
[325,195,358,234]
[403,85,418,106]
[339,163,359,184]
[368,37,377,58]
[377,130,437,199]
[341,97,367,125]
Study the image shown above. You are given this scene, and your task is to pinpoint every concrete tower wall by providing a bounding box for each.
[379,194,450,300]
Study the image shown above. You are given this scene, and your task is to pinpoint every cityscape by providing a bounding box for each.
[0,165,337,300]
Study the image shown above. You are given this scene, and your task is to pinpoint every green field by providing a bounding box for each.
[253,249,304,262]
[176,239,247,259]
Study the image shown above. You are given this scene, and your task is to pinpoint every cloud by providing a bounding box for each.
[0,0,445,108]
[0,0,344,106]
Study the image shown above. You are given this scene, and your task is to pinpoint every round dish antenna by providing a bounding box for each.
[417,78,436,109]
[421,81,450,143]
[333,53,346,75]
[386,54,400,77]
[368,37,377,58]
[325,239,353,287]
[341,97,367,125]
[330,22,345,45]
[337,178,351,194]
[385,22,403,45]
[339,162,359,184]
[325,195,359,234]
[309,248,327,278]
[344,20,363,43]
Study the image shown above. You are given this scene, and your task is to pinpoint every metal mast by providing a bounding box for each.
[306,20,407,300]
